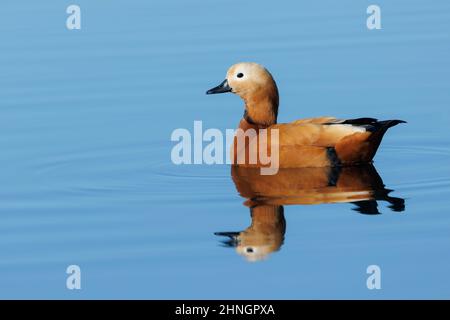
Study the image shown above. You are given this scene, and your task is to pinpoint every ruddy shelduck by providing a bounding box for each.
[207,62,405,168]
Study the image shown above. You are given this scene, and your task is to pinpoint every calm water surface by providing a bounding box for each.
[0,0,450,298]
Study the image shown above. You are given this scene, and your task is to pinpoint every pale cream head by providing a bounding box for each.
[207,62,279,126]
[226,63,274,94]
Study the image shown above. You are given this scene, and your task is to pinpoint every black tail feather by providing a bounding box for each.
[328,118,406,132]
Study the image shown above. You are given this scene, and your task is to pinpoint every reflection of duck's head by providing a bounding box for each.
[216,205,285,262]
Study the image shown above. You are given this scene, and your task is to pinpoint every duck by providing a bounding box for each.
[206,62,405,168]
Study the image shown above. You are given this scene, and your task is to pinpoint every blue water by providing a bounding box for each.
[0,0,449,299]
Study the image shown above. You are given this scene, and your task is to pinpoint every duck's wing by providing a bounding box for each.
[271,117,405,166]
[274,117,371,147]
[331,118,405,164]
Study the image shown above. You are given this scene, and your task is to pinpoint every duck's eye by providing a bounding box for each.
[237,73,244,78]
[246,247,254,253]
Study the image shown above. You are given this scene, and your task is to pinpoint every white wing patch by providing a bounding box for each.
[341,124,367,133]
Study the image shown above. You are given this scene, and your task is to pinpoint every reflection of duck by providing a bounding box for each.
[207,62,405,168]
[216,165,405,261]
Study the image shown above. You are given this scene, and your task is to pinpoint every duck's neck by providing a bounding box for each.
[242,89,279,128]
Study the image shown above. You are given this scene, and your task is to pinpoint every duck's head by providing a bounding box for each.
[207,62,279,126]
